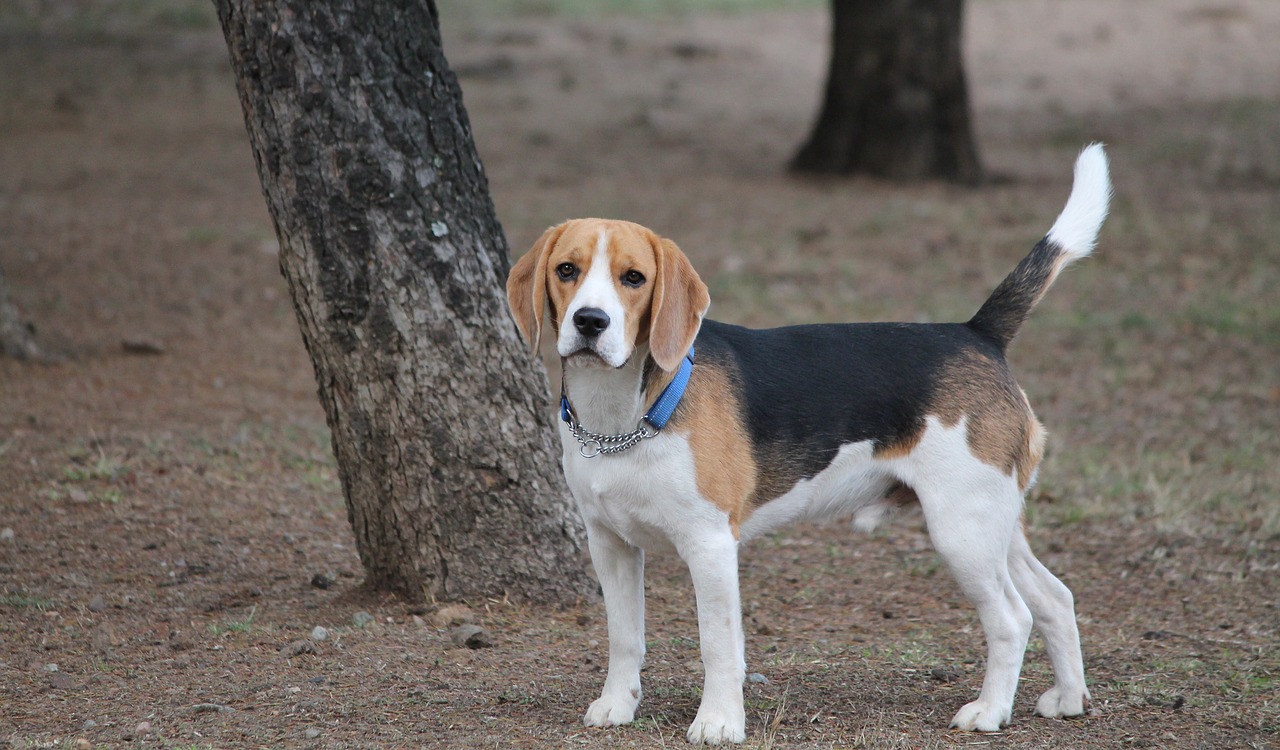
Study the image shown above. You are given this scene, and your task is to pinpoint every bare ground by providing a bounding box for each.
[1,1,1278,748]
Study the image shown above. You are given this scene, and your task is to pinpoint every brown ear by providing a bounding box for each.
[648,234,710,371]
[506,223,566,351]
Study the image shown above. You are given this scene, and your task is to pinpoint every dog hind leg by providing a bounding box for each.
[920,484,1033,731]
[1007,527,1090,719]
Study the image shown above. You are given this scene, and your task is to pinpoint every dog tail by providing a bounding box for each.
[967,144,1111,350]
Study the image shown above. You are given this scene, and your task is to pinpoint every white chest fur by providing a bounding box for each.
[559,423,731,553]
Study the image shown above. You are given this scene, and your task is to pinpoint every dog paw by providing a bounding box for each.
[584,693,639,728]
[949,699,1010,732]
[1035,686,1090,719]
[686,707,746,745]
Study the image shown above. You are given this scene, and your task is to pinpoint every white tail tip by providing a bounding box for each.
[1046,143,1112,257]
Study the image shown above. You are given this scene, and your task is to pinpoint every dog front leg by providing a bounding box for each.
[680,527,747,745]
[583,524,646,728]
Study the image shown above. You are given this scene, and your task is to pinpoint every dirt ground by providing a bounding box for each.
[1,1,1278,747]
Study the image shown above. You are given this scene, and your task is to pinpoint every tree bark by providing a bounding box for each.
[214,0,594,604]
[0,262,43,361]
[791,0,982,183]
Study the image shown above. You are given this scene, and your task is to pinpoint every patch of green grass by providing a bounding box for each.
[63,455,126,483]
[209,605,257,636]
[1037,422,1280,537]
[1,593,56,610]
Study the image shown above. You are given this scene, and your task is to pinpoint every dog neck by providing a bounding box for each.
[561,344,677,435]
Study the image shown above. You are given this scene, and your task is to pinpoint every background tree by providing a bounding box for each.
[213,0,594,604]
[0,264,43,360]
[791,0,982,182]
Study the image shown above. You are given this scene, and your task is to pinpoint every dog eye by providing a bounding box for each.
[621,270,645,288]
[555,263,578,281]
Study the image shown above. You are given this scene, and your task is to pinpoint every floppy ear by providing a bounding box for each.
[506,223,566,351]
[648,234,710,372]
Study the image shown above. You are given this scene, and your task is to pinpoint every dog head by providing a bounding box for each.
[506,219,709,371]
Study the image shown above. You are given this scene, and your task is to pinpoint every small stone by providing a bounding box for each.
[0,527,14,543]
[304,728,322,739]
[83,720,97,729]
[88,595,108,613]
[68,487,90,503]
[74,739,91,750]
[431,604,475,629]
[281,639,317,656]
[746,672,770,685]
[930,667,961,683]
[684,658,703,674]
[352,611,375,628]
[310,626,330,642]
[135,721,151,735]
[43,662,59,672]
[310,573,334,590]
[449,624,492,649]
[191,703,235,713]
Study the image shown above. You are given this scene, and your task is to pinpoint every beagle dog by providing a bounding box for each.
[506,145,1110,744]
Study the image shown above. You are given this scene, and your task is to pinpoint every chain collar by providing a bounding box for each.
[563,416,658,458]
[560,346,695,459]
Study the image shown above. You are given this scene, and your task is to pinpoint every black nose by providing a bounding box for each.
[573,308,610,338]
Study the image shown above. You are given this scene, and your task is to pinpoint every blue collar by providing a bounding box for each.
[559,346,695,457]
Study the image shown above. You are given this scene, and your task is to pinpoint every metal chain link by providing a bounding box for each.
[565,417,657,458]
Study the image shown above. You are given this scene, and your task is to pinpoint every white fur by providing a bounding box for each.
[1046,143,1112,258]
[557,229,633,368]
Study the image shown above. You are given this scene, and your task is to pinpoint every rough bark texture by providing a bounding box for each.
[214,0,593,604]
[791,0,982,183]
[0,263,43,361]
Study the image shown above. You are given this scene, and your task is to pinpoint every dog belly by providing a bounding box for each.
[740,440,899,541]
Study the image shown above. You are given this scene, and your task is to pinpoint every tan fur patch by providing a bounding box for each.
[895,349,1044,486]
[539,220,660,349]
[871,428,924,461]
[676,363,757,536]
[1019,409,1047,491]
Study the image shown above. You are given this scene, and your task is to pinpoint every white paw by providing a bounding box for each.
[949,699,1011,732]
[686,707,746,745]
[584,692,639,728]
[1035,685,1090,719]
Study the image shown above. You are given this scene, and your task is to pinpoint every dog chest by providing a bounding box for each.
[560,429,731,551]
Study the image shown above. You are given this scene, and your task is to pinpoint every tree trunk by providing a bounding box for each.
[214,0,594,604]
[791,0,982,183]
[0,262,43,361]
